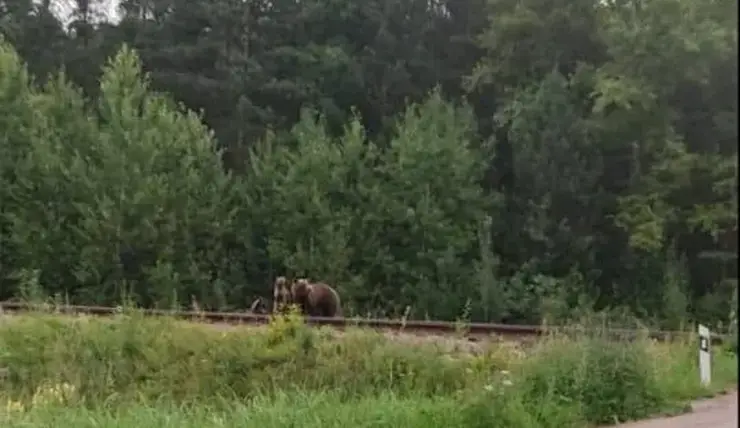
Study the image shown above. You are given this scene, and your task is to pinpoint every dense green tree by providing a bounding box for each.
[1,45,248,308]
[0,0,736,327]
[468,0,737,320]
[243,92,492,318]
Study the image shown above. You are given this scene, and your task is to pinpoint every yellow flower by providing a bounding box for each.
[5,400,25,413]
[31,382,77,407]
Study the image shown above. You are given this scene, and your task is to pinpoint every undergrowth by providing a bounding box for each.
[0,307,736,427]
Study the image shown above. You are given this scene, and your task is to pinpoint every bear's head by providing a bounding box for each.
[291,278,312,301]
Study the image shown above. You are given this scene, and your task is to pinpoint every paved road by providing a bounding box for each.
[614,390,737,428]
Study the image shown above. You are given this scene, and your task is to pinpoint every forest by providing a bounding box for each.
[0,0,737,328]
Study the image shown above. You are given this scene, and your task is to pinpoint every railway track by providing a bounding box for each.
[0,302,727,345]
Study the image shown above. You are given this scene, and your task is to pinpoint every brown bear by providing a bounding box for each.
[290,278,343,317]
[272,276,293,313]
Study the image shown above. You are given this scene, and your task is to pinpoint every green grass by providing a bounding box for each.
[2,393,470,428]
[0,309,736,427]
[0,389,586,428]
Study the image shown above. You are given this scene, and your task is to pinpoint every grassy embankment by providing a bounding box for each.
[0,308,736,427]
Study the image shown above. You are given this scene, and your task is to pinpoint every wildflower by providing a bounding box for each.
[5,400,25,413]
[495,369,514,387]
[31,382,77,407]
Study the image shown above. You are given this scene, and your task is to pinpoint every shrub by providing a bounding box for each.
[518,333,667,424]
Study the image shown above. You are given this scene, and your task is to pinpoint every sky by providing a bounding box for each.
[44,0,122,26]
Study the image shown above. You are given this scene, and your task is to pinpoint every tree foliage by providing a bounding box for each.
[0,0,736,327]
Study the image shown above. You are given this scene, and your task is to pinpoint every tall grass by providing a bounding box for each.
[0,308,736,427]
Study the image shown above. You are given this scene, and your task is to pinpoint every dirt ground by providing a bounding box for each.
[610,390,738,428]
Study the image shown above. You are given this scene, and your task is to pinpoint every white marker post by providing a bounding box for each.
[698,324,711,387]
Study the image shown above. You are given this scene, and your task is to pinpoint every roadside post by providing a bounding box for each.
[698,324,711,386]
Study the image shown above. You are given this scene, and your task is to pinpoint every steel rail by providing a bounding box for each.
[0,302,727,345]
